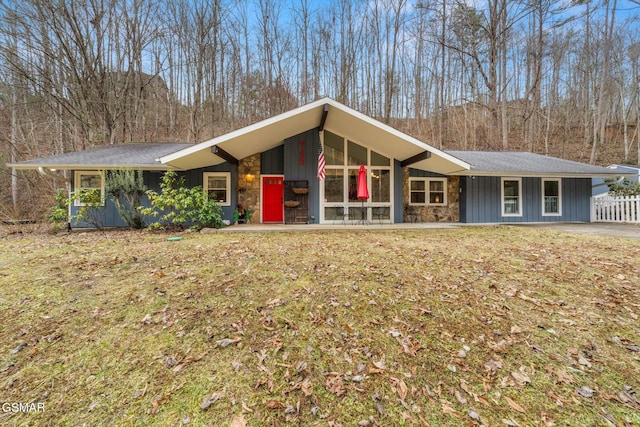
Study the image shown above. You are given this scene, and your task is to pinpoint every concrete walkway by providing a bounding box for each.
[212,221,640,240]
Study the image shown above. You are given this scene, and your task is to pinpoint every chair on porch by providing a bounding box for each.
[372,206,390,224]
[334,206,348,225]
[404,206,422,223]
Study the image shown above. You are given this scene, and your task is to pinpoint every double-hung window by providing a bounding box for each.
[409,178,447,206]
[542,178,562,216]
[501,178,522,216]
[74,171,104,206]
[204,172,231,206]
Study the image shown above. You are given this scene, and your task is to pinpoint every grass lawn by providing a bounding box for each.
[0,226,639,426]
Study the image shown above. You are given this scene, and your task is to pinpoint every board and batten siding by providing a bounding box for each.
[70,166,237,228]
[460,176,592,223]
[283,128,321,223]
[261,145,285,175]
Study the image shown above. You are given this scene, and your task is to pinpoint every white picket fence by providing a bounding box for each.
[591,195,640,223]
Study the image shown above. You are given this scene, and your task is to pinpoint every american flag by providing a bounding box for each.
[317,143,325,180]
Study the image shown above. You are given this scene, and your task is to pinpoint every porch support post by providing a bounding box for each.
[211,145,239,165]
[400,151,431,167]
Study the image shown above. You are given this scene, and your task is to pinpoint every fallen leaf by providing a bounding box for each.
[173,353,206,372]
[265,399,284,409]
[455,390,467,404]
[440,399,460,417]
[301,377,313,397]
[504,395,526,413]
[511,368,531,387]
[390,377,408,402]
[372,392,386,416]
[241,400,253,413]
[577,355,592,368]
[576,386,595,398]
[230,415,247,427]
[200,392,224,410]
[554,368,574,384]
[148,394,164,415]
[216,337,241,348]
[10,342,27,354]
[485,357,503,374]
[133,383,148,399]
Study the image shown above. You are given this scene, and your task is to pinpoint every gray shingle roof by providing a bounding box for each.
[9,143,193,170]
[446,151,624,177]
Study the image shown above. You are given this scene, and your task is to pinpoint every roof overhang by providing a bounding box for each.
[9,163,174,171]
[7,143,192,171]
[160,97,471,174]
[452,171,638,178]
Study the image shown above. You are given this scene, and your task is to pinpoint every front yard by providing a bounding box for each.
[0,227,638,426]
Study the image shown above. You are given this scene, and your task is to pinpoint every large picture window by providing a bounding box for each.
[501,178,522,216]
[74,171,104,206]
[409,178,447,206]
[322,131,392,222]
[542,178,562,216]
[204,172,231,206]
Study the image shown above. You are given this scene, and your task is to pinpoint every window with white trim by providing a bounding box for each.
[204,172,231,206]
[409,178,447,206]
[74,171,104,206]
[501,178,522,216]
[321,130,392,222]
[542,178,562,216]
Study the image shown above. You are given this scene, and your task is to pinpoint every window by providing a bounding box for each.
[409,178,447,206]
[74,171,104,206]
[502,178,522,216]
[321,131,392,223]
[204,172,230,206]
[542,178,562,216]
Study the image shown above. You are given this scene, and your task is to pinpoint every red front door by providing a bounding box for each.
[262,176,284,223]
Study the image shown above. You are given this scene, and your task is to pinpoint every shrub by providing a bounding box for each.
[106,169,147,229]
[140,171,223,230]
[47,188,69,231]
[71,188,105,229]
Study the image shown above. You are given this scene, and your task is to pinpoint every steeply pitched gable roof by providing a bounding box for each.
[446,151,626,177]
[159,97,471,175]
[9,143,193,170]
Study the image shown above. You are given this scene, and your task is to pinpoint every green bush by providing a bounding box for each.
[139,171,223,230]
[47,188,69,231]
[71,188,105,229]
[106,169,147,229]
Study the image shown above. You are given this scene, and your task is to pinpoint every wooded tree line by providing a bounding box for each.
[1,0,640,215]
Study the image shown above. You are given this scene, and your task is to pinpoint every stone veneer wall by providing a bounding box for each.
[402,168,460,222]
[237,153,261,223]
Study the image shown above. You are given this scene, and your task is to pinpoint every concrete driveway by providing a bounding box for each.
[516,222,640,241]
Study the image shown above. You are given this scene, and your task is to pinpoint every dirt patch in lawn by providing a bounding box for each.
[0,227,639,426]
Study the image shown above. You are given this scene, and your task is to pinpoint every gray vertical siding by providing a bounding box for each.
[460,176,592,223]
[284,128,320,223]
[70,165,236,228]
[261,145,285,174]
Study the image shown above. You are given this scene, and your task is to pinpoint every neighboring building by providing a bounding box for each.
[592,165,640,196]
[8,98,628,227]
